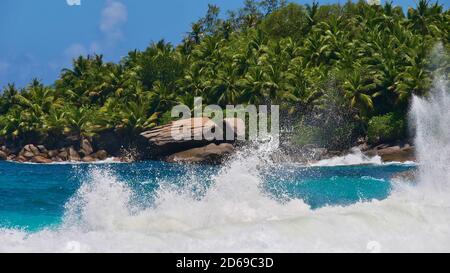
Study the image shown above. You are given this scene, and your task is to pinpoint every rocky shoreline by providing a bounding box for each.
[0,117,240,164]
[0,117,416,165]
[361,143,415,163]
[0,140,113,164]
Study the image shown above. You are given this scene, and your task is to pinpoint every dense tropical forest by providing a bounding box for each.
[1,0,449,153]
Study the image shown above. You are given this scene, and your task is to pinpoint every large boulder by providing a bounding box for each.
[21,151,35,159]
[92,150,108,161]
[141,117,220,145]
[139,117,224,159]
[68,147,81,161]
[79,139,94,157]
[23,144,40,156]
[20,145,39,159]
[166,143,235,164]
[368,144,415,162]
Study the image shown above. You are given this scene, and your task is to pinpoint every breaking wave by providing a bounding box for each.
[0,62,449,253]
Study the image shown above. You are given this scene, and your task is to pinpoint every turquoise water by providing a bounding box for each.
[0,161,414,232]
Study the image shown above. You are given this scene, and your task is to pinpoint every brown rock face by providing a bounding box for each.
[82,156,96,162]
[141,117,219,145]
[166,143,235,164]
[48,150,59,158]
[58,150,68,161]
[51,157,63,162]
[24,144,40,156]
[37,153,49,159]
[80,139,94,156]
[16,156,27,162]
[376,145,415,162]
[22,151,35,159]
[68,147,81,161]
[140,117,234,159]
[93,150,108,161]
[30,156,53,164]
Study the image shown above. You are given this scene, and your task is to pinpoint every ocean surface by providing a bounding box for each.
[0,160,412,232]
[1,147,432,253]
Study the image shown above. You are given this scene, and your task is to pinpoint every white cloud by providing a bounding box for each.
[64,43,87,58]
[100,0,128,42]
[63,0,127,62]
[66,0,81,6]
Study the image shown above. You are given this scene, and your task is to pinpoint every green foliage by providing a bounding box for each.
[131,40,185,90]
[261,3,308,39]
[367,113,406,144]
[293,122,358,149]
[291,121,321,147]
[291,84,360,149]
[1,0,449,149]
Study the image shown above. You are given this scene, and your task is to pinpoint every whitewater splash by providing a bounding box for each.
[0,66,449,253]
[311,148,383,166]
[0,124,448,253]
[411,76,450,194]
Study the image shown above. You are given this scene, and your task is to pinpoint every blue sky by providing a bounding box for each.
[0,0,448,88]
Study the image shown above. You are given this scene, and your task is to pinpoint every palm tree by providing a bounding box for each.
[305,1,319,30]
[343,68,377,119]
[395,46,431,102]
[239,66,267,105]
[408,0,444,36]
[0,84,19,114]
[210,63,241,106]
[149,81,177,112]
[301,30,331,67]
[116,101,159,139]
[63,106,97,139]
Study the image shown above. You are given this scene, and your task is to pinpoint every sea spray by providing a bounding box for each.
[0,139,448,252]
[63,169,133,232]
[411,76,450,194]
[311,147,383,166]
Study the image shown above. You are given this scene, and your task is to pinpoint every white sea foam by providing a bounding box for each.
[0,167,447,253]
[0,123,448,253]
[310,147,383,166]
